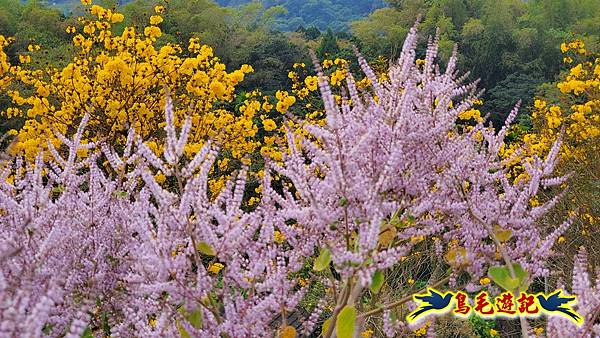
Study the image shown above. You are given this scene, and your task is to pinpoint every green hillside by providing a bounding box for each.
[40,0,385,31]
[215,0,386,31]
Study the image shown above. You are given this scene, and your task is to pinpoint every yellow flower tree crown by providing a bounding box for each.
[519,40,599,162]
[0,1,256,161]
[500,40,599,241]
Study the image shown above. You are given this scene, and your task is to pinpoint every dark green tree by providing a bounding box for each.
[317,28,340,57]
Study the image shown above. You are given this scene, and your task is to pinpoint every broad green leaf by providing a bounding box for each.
[321,318,332,336]
[185,309,202,329]
[313,248,331,272]
[42,323,54,335]
[196,241,216,256]
[512,263,530,291]
[177,305,187,315]
[336,305,357,338]
[488,265,512,291]
[488,263,529,292]
[370,270,384,294]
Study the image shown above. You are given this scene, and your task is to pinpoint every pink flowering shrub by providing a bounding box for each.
[0,25,574,337]
[546,247,600,337]
[0,118,134,337]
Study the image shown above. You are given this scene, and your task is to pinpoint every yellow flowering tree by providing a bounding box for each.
[508,40,599,268]
[0,1,256,163]
[0,36,9,91]
[518,40,599,162]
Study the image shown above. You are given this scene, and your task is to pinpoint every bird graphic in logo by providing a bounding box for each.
[536,290,583,325]
[407,288,454,323]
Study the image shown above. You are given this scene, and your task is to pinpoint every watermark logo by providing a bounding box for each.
[407,288,582,325]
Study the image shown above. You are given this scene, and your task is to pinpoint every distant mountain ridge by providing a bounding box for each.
[215,0,386,32]
[41,0,385,32]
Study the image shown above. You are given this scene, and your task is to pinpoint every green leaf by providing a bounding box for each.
[196,241,216,256]
[80,327,93,338]
[488,266,515,291]
[185,309,202,329]
[52,185,65,193]
[336,305,357,338]
[493,225,512,242]
[389,210,401,227]
[313,248,331,272]
[113,190,128,198]
[329,221,339,231]
[488,263,529,292]
[512,263,530,291]
[42,323,54,335]
[370,270,384,294]
[321,318,332,336]
[339,197,349,207]
[177,319,191,338]
[177,307,203,336]
[495,229,513,242]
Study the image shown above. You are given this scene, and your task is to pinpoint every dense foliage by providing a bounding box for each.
[215,0,386,32]
[3,0,597,129]
[353,0,600,125]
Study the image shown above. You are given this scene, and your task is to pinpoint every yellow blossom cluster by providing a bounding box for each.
[0,36,11,90]
[286,57,377,123]
[457,107,484,123]
[275,90,296,114]
[0,1,256,164]
[502,40,600,240]
[413,320,431,336]
[517,42,599,163]
[256,56,391,181]
[454,100,486,143]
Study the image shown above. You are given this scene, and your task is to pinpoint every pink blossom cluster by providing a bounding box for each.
[546,247,600,337]
[0,25,573,337]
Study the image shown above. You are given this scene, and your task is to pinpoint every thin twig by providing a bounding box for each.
[578,304,600,338]
[359,276,450,319]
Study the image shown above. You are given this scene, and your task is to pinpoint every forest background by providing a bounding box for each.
[1,0,599,131]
